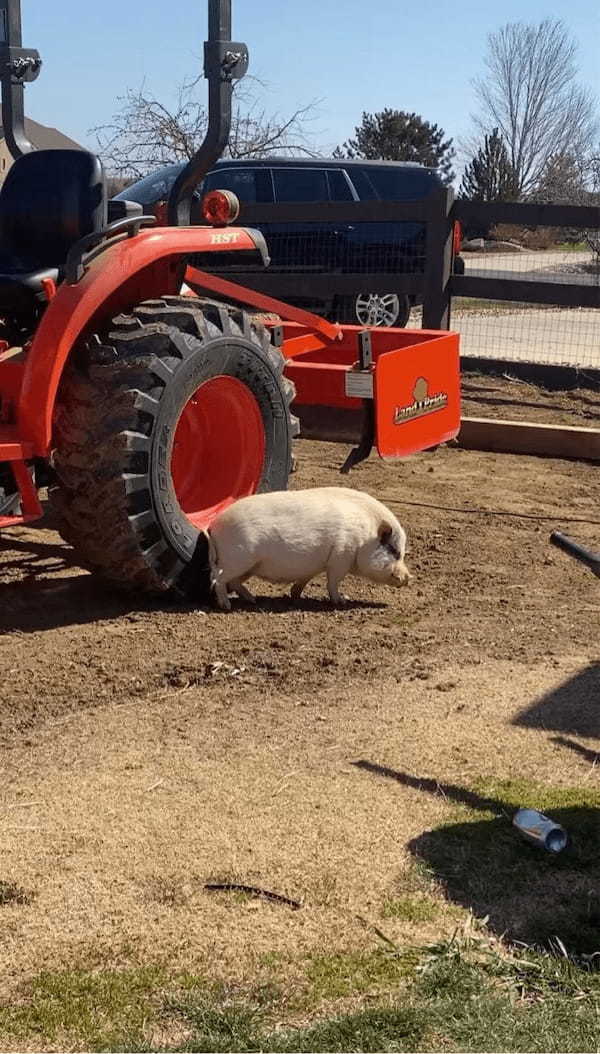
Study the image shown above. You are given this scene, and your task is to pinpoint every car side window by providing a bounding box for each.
[272,168,329,202]
[366,166,437,200]
[327,169,355,201]
[202,167,273,202]
[116,164,184,205]
[203,168,255,201]
[203,168,267,203]
[346,168,378,200]
[349,165,437,201]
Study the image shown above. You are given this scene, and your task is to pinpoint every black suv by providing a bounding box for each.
[114,157,464,328]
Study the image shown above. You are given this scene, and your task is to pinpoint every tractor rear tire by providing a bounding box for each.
[49,296,297,597]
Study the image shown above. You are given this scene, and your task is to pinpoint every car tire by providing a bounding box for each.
[336,292,411,328]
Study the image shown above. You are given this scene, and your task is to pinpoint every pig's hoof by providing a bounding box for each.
[232,583,257,605]
[330,595,349,608]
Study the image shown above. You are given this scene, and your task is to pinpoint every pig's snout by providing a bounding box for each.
[390,560,413,587]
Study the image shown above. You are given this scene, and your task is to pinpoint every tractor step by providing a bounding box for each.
[0,426,42,527]
[0,425,33,461]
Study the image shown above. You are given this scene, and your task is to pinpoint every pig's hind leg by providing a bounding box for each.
[290,577,312,601]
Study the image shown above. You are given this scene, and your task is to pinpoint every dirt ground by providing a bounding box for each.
[1,434,600,1022]
[462,371,600,427]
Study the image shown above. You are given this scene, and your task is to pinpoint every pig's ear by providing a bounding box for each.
[379,525,393,545]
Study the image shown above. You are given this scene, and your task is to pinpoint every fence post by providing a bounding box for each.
[422,185,454,331]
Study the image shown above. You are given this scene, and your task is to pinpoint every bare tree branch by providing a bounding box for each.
[91,77,321,180]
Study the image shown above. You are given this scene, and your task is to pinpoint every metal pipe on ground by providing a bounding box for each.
[550,531,600,577]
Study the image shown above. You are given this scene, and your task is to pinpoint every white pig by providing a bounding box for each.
[207,486,412,611]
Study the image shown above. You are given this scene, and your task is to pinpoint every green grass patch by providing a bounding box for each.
[274,1006,427,1053]
[164,996,266,1053]
[305,947,415,1003]
[453,297,518,314]
[4,937,600,1052]
[554,242,588,252]
[158,998,428,1053]
[452,298,557,315]
[382,896,439,923]
[410,933,600,1053]
[0,966,167,1051]
[474,777,600,816]
[153,942,600,1051]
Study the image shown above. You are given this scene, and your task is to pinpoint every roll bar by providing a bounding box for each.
[0,0,246,223]
[0,0,41,158]
[167,0,248,226]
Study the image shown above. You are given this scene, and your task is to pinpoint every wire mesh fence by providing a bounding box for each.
[206,197,600,371]
[194,220,427,280]
[452,304,599,370]
[451,205,600,371]
[258,222,427,276]
[448,237,599,369]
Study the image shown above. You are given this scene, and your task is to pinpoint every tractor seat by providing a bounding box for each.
[0,149,106,315]
[0,266,60,313]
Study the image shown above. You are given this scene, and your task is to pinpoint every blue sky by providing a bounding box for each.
[22,0,600,173]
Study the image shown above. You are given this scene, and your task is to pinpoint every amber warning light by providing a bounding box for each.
[201,189,240,227]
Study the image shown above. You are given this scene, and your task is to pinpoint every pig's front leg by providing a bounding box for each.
[230,579,257,605]
[213,570,232,611]
[326,555,352,606]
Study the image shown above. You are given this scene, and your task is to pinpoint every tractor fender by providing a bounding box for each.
[18,225,265,455]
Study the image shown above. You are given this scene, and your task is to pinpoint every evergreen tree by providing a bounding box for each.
[460,128,518,201]
[337,109,455,184]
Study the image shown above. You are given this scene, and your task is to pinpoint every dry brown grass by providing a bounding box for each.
[0,654,597,999]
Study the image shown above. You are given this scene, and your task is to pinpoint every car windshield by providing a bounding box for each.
[113,163,185,204]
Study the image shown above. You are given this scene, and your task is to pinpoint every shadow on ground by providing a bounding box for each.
[224,595,386,614]
[552,735,599,767]
[354,761,600,955]
[512,664,600,738]
[1,532,175,632]
[2,533,385,633]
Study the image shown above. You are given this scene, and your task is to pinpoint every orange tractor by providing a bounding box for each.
[0,0,461,598]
